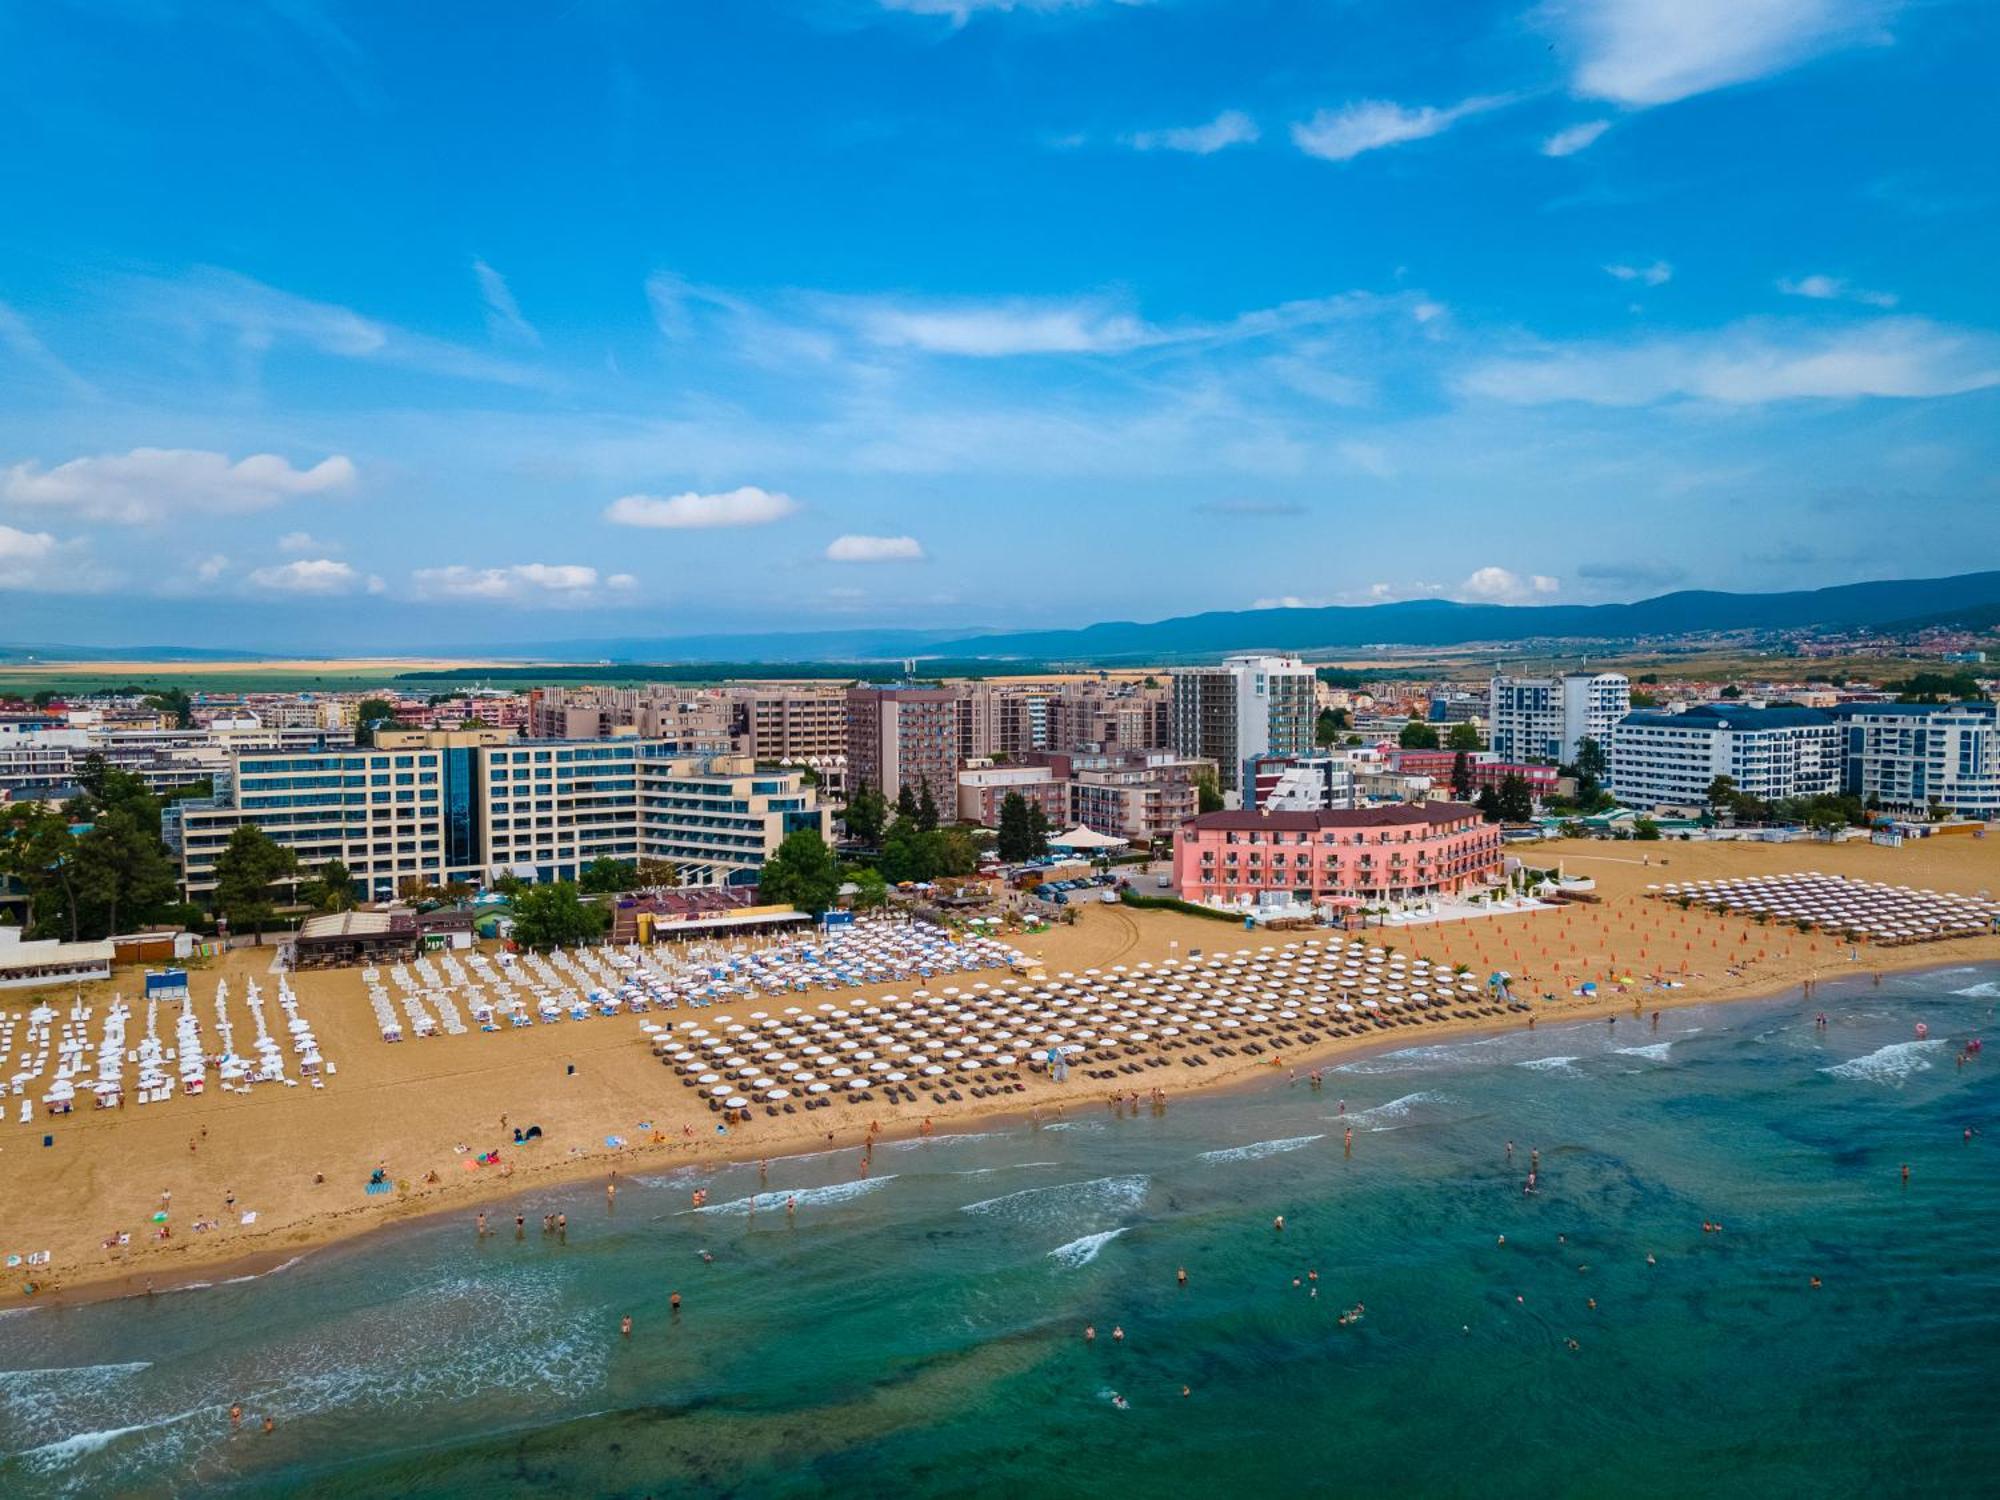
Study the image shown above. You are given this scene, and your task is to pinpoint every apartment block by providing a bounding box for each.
[1833,701,2000,817]
[1608,705,1841,810]
[1171,654,1316,801]
[845,685,960,800]
[1488,672,1630,765]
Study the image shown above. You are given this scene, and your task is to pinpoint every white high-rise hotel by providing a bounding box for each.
[1488,672,1631,765]
[1171,654,1317,803]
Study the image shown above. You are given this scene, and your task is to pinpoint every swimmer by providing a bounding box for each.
[1810,1276,1822,1289]
[621,1314,632,1338]
[787,1195,798,1216]
[230,1403,243,1429]
[1176,1266,1188,1287]
[607,1183,617,1206]
[1084,1324,1096,1343]
[1901,1163,1910,1184]
[1497,1235,1506,1246]
[262,1415,276,1434]
[476,1212,487,1237]
[1111,1393,1129,1410]
[1181,1385,1191,1398]
[515,1214,525,1238]
[1646,1253,1656,1266]
[1344,1127,1353,1155]
[1112,1324,1125,1343]
[1587,1298,1597,1311]
[1506,1140,1514,1160]
[1273,1215,1285,1232]
[670,1291,682,1312]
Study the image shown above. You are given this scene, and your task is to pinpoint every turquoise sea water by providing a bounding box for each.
[4,964,1998,1498]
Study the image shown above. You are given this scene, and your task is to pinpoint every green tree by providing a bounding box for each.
[1572,735,1610,806]
[895,782,920,823]
[916,779,940,833]
[145,686,194,729]
[1633,817,1662,840]
[877,816,929,884]
[926,827,979,879]
[212,824,299,939]
[1,803,85,939]
[757,828,842,914]
[579,856,637,894]
[849,866,889,911]
[301,858,358,913]
[1496,772,1535,823]
[1193,768,1225,814]
[1315,708,1342,747]
[1474,785,1502,822]
[1446,721,1482,752]
[1025,799,1051,858]
[1886,671,1983,703]
[354,697,399,746]
[1630,690,1660,709]
[843,780,888,844]
[74,806,179,937]
[1450,750,1473,800]
[1719,684,1743,700]
[996,791,1037,863]
[509,881,607,949]
[1398,720,1441,749]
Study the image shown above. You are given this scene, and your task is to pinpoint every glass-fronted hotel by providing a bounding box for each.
[167,728,828,901]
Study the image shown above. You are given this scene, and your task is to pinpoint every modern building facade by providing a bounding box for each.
[1488,672,1630,765]
[845,685,960,801]
[1833,701,2000,817]
[168,729,827,900]
[1248,753,1357,813]
[955,764,1068,828]
[726,682,850,790]
[1608,705,1842,810]
[1171,654,1316,802]
[1387,750,1560,803]
[1172,803,1503,907]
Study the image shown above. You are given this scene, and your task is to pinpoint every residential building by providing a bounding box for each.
[0,721,354,798]
[955,764,1067,828]
[1388,750,1560,803]
[1048,680,1173,752]
[726,682,849,790]
[1026,748,1212,844]
[955,682,1059,761]
[1488,672,1630,765]
[525,686,733,750]
[1608,704,1842,810]
[845,685,960,801]
[1171,654,1316,803]
[1172,803,1503,907]
[1248,753,1357,812]
[1832,701,2000,817]
[168,728,827,900]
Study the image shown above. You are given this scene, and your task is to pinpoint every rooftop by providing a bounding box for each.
[1186,802,1481,833]
[1620,704,1833,731]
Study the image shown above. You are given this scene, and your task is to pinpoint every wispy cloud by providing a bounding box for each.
[1541,119,1611,157]
[1556,0,1894,107]
[0,300,95,398]
[411,563,635,605]
[472,258,542,347]
[1778,273,1898,308]
[828,296,1155,356]
[1458,317,2000,406]
[1127,110,1259,155]
[1291,96,1508,162]
[247,557,383,595]
[2,448,354,525]
[604,486,799,529]
[1605,260,1673,286]
[826,534,925,562]
[878,0,1149,21]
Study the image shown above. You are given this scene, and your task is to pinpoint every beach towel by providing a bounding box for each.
[240,1211,257,1225]
[365,1181,393,1195]
[605,1134,627,1148]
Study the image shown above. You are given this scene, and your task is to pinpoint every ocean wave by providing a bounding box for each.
[1515,1055,1580,1073]
[955,1161,1060,1176]
[14,1408,203,1470]
[691,1177,896,1215]
[1819,1039,1945,1085]
[1952,980,2000,999]
[961,1174,1148,1220]
[1340,1091,1450,1129]
[1614,1043,1673,1062]
[1048,1227,1128,1269]
[1196,1134,1324,1164]
[0,1361,151,1384]
[886,1130,1009,1152]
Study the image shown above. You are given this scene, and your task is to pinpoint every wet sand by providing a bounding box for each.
[4,834,1995,1307]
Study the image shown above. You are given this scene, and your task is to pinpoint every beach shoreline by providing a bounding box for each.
[13,929,1992,1313]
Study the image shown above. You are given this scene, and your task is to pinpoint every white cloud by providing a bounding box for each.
[0,523,58,589]
[835,297,1154,356]
[0,300,94,397]
[277,530,336,554]
[1458,318,2000,406]
[1778,273,1898,308]
[1558,0,1892,107]
[1127,110,1260,155]
[826,534,926,563]
[1456,567,1561,603]
[248,558,372,595]
[1541,119,1612,157]
[1605,260,1673,286]
[195,554,230,582]
[604,486,799,529]
[1,448,355,525]
[472,258,542,347]
[1251,595,1330,610]
[411,563,633,605]
[1291,96,1507,162]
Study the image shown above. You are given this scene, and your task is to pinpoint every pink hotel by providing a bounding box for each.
[1172,803,1505,906]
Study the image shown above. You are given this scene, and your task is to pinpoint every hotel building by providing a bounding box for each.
[1488,672,1630,765]
[845,685,960,801]
[1832,701,2000,818]
[1607,704,1842,810]
[1172,803,1503,907]
[1171,654,1317,803]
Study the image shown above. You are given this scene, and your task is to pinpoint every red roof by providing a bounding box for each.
[1185,802,1480,832]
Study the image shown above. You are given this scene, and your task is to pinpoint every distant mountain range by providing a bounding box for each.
[911,571,2000,662]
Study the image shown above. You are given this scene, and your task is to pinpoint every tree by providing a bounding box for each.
[996,791,1037,863]
[757,828,842,914]
[212,824,299,939]
[145,686,194,729]
[916,779,940,833]
[1193,768,1225,814]
[1572,735,1609,807]
[301,859,358,913]
[579,856,636,894]
[1315,708,1342,747]
[1,803,85,939]
[850,867,889,911]
[896,782,920,823]
[843,781,888,845]
[1633,817,1662,840]
[633,858,680,889]
[1398,720,1441,749]
[1446,721,1482,752]
[1706,774,1737,810]
[74,807,178,937]
[1886,671,1983,704]
[1025,800,1051,858]
[877,816,930,885]
[1450,750,1473,801]
[509,881,607,949]
[1719,684,1743,700]
[354,697,399,746]
[1630,691,1660,709]
[1474,786,1502,822]
[1496,772,1535,823]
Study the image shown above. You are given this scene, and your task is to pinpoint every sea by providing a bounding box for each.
[4,963,1998,1498]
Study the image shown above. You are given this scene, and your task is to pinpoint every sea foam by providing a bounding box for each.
[961,1173,1148,1219]
[1820,1039,1945,1085]
[1048,1227,1129,1268]
[692,1177,896,1215]
[1196,1134,1324,1164]
[1340,1091,1450,1129]
[1614,1042,1674,1062]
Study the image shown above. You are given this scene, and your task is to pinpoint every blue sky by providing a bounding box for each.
[1,0,1996,651]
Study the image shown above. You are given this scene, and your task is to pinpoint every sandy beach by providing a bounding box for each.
[4,834,1996,1308]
